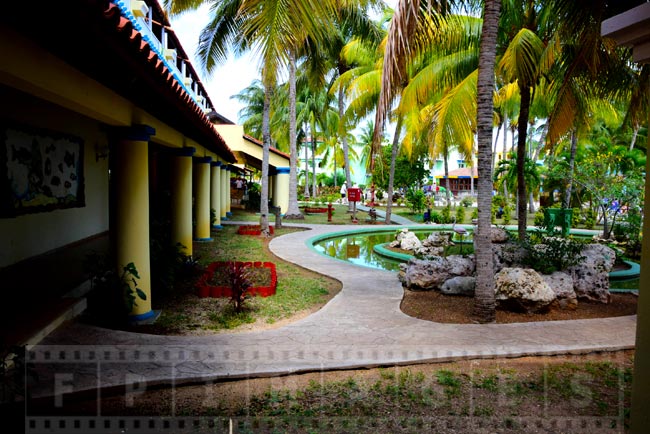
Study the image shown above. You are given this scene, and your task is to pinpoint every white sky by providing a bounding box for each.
[169,2,395,125]
[170,4,260,123]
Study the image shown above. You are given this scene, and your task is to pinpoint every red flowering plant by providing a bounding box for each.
[196,261,277,300]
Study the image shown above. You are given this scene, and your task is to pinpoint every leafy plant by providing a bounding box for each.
[1,344,37,404]
[534,209,545,227]
[441,205,452,224]
[471,207,478,221]
[405,188,426,213]
[522,235,586,274]
[224,262,253,313]
[460,196,474,207]
[84,253,147,315]
[455,205,465,224]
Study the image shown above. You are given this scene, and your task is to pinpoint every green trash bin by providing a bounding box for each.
[544,208,573,236]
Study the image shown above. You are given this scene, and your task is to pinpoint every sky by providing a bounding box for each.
[169,2,396,125]
[170,4,259,124]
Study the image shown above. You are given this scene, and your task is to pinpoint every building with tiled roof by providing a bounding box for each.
[0,0,246,336]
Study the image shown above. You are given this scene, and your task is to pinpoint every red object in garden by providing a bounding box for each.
[237,225,275,235]
[347,187,361,202]
[196,261,277,298]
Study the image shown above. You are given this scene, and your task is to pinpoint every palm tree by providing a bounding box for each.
[375,0,500,323]
[166,0,336,233]
[231,80,266,138]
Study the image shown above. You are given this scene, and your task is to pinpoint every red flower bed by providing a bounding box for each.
[237,225,275,235]
[196,261,277,298]
[303,207,329,214]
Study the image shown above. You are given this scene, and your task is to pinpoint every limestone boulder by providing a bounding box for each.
[440,276,476,297]
[492,242,528,273]
[400,255,474,291]
[568,244,616,304]
[495,268,556,313]
[542,271,578,310]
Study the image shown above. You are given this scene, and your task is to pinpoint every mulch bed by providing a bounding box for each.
[237,225,275,235]
[401,290,638,324]
[196,261,277,298]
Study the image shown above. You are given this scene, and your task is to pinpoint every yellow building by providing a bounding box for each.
[0,0,238,334]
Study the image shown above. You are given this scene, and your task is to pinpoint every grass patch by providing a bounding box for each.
[130,214,341,334]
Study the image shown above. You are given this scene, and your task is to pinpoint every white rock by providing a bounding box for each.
[495,267,556,313]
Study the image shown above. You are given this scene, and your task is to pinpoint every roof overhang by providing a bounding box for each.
[213,125,290,171]
[601,2,650,63]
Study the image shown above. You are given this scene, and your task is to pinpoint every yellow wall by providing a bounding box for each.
[0,85,109,267]
[214,125,289,168]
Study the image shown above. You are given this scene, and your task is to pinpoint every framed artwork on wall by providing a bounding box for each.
[0,121,85,217]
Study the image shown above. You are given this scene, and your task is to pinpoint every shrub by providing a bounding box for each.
[572,207,582,227]
[584,209,596,229]
[455,205,466,224]
[460,196,474,207]
[430,210,443,223]
[471,208,478,221]
[405,188,426,213]
[441,205,452,224]
[522,235,586,274]
[534,209,545,227]
[502,204,511,225]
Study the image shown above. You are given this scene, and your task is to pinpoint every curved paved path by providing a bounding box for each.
[30,223,636,398]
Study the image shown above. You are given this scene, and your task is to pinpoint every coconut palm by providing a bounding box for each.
[166,0,336,233]
[375,0,501,323]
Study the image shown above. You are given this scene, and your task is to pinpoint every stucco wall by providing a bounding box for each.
[0,86,109,267]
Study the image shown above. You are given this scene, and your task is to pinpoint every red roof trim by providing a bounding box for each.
[99,1,235,161]
[243,134,290,159]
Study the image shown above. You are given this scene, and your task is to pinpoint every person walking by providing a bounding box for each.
[340,182,347,204]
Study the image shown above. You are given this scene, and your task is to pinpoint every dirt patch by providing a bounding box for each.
[401,290,637,324]
[30,351,634,434]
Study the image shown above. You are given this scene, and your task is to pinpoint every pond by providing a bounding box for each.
[310,227,640,291]
[311,227,469,272]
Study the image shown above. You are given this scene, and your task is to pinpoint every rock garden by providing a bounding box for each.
[394,227,637,319]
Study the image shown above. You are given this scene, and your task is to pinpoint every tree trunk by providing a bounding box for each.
[516,84,531,241]
[339,85,354,212]
[502,116,508,198]
[629,125,639,151]
[471,0,500,325]
[304,128,310,198]
[311,120,317,198]
[260,82,272,234]
[444,150,451,205]
[385,116,403,224]
[563,129,578,209]
[285,51,303,219]
[492,122,501,172]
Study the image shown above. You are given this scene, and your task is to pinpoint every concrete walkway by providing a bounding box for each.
[29,223,636,398]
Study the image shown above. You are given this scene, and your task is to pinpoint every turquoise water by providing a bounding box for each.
[312,229,640,291]
[312,229,464,272]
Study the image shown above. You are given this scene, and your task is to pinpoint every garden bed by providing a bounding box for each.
[302,207,330,214]
[197,261,277,298]
[237,225,275,235]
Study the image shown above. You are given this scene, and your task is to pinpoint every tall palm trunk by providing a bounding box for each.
[339,85,353,211]
[492,122,501,172]
[472,0,501,325]
[260,82,272,234]
[311,120,317,198]
[516,84,531,240]
[385,116,403,224]
[443,149,451,204]
[303,133,310,198]
[563,129,578,209]
[285,51,303,218]
[502,116,509,198]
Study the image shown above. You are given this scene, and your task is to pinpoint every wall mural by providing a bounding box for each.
[0,122,85,217]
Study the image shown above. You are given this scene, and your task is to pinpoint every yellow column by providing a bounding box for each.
[211,161,222,229]
[631,114,650,433]
[275,167,290,214]
[220,163,228,220]
[113,125,154,321]
[170,147,195,257]
[193,156,213,241]
[226,166,232,217]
